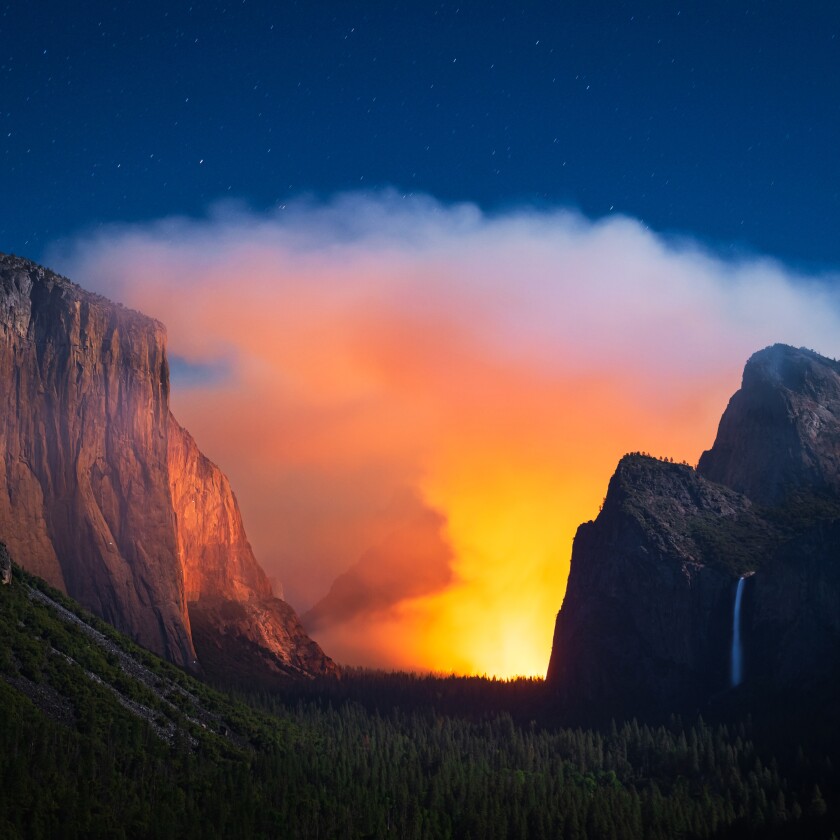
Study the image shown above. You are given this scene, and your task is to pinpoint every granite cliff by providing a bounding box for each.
[548,345,840,716]
[0,252,334,677]
[168,415,337,677]
[698,344,840,505]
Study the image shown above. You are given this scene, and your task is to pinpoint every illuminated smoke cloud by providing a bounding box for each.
[48,192,840,676]
[303,490,455,630]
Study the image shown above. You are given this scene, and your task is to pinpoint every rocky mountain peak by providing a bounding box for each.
[698,344,840,505]
[607,453,749,523]
[548,344,840,717]
[742,343,840,394]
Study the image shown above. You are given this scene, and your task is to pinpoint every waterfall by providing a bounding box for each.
[730,576,746,687]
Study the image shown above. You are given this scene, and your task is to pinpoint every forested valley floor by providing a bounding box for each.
[2,566,839,839]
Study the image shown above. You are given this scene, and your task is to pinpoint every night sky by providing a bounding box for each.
[3,1,839,269]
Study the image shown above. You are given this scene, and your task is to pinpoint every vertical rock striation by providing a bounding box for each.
[0,253,334,677]
[0,253,194,666]
[168,415,272,604]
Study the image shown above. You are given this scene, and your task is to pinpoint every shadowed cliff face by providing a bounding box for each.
[549,344,840,717]
[698,345,840,505]
[546,456,751,714]
[0,253,334,677]
[747,521,840,692]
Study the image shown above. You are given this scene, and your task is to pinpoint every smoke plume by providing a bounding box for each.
[48,192,840,676]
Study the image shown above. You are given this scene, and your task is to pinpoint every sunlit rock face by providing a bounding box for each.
[0,253,334,677]
[168,416,273,604]
[0,253,195,666]
[548,345,840,717]
[169,415,336,677]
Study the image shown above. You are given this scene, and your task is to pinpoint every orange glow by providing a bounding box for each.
[57,198,839,676]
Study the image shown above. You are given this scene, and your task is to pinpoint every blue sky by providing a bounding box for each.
[3,1,839,268]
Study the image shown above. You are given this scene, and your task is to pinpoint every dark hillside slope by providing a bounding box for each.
[3,554,840,839]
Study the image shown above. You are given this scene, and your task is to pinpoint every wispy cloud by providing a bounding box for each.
[48,192,840,676]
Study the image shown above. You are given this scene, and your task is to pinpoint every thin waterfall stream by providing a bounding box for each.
[730,576,746,687]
